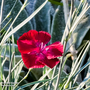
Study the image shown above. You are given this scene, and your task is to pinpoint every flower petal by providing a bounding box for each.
[17,39,39,53]
[19,30,38,41]
[43,42,63,59]
[21,52,45,68]
[17,30,39,53]
[38,53,60,68]
[37,31,51,44]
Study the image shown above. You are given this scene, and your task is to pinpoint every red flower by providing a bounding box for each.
[17,30,63,69]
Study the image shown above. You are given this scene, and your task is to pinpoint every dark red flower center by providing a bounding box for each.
[36,42,46,52]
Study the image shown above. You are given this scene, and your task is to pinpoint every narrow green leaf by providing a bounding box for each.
[15,79,50,90]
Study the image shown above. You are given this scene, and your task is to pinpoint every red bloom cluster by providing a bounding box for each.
[17,30,63,69]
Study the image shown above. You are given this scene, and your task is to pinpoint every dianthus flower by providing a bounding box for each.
[17,30,63,68]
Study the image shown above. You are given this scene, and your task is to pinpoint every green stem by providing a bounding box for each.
[12,34,15,82]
